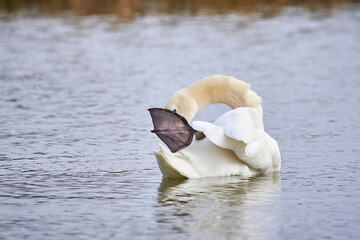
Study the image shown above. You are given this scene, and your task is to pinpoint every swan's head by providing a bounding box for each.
[165,91,199,123]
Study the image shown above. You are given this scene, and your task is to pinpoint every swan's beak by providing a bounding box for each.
[148,108,200,153]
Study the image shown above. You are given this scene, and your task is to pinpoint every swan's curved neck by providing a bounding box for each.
[166,75,263,122]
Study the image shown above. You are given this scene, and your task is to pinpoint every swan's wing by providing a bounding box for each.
[243,134,263,156]
[194,108,280,173]
[193,119,263,156]
[193,108,265,157]
[192,121,235,150]
[214,108,264,143]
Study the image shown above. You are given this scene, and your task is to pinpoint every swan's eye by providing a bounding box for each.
[172,109,177,113]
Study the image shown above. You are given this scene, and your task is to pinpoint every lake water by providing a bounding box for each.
[1,1,360,239]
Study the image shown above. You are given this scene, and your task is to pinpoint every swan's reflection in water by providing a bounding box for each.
[156,174,281,239]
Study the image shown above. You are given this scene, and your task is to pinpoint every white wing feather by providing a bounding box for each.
[193,108,265,157]
[214,108,263,142]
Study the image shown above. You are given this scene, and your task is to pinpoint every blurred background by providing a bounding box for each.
[1,0,359,17]
[1,0,360,239]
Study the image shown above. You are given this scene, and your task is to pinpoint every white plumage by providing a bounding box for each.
[155,107,280,178]
[153,75,281,178]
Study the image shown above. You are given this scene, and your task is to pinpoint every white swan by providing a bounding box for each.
[152,75,281,178]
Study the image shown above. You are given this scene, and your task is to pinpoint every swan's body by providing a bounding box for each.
[153,75,281,178]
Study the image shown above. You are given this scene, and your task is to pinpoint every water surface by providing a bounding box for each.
[0,1,360,239]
